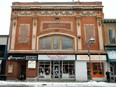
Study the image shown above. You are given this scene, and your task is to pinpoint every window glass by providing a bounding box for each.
[62,37,73,50]
[63,61,75,78]
[109,29,115,44]
[40,36,73,50]
[39,61,50,78]
[0,45,5,57]
[40,37,52,49]
[92,63,104,75]
[53,36,60,49]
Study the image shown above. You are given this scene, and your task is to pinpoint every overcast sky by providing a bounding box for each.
[0,0,116,35]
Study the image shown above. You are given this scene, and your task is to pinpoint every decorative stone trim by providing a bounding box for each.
[40,21,73,32]
[38,11,76,16]
[80,11,96,16]
[18,11,32,16]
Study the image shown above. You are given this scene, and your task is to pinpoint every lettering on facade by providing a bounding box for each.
[8,56,25,60]
[77,55,106,61]
[26,56,37,60]
[47,55,67,59]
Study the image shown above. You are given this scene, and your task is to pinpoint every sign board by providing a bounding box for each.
[77,55,106,61]
[38,55,75,60]
[8,65,13,73]
[107,50,116,62]
[8,56,25,60]
[26,56,37,60]
[28,61,36,69]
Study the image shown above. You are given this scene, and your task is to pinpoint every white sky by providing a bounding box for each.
[0,0,116,35]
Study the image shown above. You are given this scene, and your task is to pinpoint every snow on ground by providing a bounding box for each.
[0,80,116,87]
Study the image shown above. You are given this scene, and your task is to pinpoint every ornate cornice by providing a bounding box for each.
[12,6,103,10]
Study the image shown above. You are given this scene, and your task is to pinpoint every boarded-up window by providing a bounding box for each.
[84,24,95,42]
[18,24,30,43]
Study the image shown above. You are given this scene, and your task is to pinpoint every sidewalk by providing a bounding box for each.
[0,81,116,87]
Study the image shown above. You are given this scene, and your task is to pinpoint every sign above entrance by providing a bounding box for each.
[8,56,25,60]
[38,55,75,60]
[26,56,37,60]
[77,55,106,61]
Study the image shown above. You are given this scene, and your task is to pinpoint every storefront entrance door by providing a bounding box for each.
[110,63,116,82]
[53,64,60,78]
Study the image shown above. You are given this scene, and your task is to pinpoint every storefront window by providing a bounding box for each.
[87,62,104,79]
[63,61,75,78]
[91,62,104,78]
[38,61,75,79]
[39,61,51,78]
[92,63,103,75]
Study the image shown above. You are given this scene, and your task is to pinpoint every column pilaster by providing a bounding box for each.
[32,17,37,50]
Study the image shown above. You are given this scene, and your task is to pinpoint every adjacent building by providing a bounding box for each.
[6,1,107,81]
[103,19,116,82]
[0,35,8,75]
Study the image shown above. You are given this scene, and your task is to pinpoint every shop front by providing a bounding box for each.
[76,55,107,81]
[38,55,75,80]
[7,55,38,80]
[107,50,116,82]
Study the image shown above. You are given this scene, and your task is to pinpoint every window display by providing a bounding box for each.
[39,61,50,78]
[38,61,75,79]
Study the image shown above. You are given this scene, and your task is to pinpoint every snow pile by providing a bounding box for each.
[0,81,116,87]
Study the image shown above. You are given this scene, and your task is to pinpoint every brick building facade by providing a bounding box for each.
[6,2,107,81]
[103,19,116,82]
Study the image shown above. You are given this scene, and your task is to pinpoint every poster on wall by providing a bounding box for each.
[28,61,36,69]
[8,65,13,73]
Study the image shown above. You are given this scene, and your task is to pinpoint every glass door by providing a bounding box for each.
[53,64,60,78]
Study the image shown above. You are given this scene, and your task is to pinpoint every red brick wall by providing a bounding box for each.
[81,17,99,50]
[26,61,38,78]
[15,17,33,50]
[6,61,21,80]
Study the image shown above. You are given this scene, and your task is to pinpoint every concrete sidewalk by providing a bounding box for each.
[0,81,116,87]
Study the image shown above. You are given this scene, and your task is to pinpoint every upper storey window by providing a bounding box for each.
[62,37,73,50]
[84,24,95,42]
[40,36,73,50]
[108,29,115,44]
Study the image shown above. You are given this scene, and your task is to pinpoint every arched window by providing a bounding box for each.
[40,36,73,50]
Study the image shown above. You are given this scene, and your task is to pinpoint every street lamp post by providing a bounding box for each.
[88,38,95,80]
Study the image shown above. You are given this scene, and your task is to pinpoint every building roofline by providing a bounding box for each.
[103,19,116,23]
[12,1,102,5]
[12,1,103,10]
[0,35,9,37]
